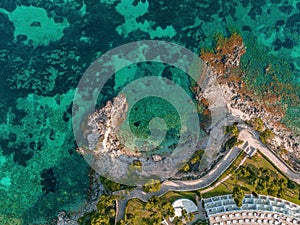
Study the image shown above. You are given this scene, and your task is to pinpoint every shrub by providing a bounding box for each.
[260,129,274,144]
[182,163,190,172]
[224,124,239,136]
[249,117,264,132]
[143,179,161,193]
[100,176,121,192]
[287,180,296,189]
[232,186,245,207]
[224,136,238,150]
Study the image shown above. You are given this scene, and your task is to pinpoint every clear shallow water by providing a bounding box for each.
[0,0,299,224]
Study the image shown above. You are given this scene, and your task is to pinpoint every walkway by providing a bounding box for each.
[239,129,300,184]
[114,127,300,221]
[114,147,242,221]
[201,155,248,194]
[113,66,300,221]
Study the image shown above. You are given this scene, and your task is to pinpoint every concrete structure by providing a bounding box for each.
[203,194,300,224]
[172,198,198,218]
[209,211,300,225]
[242,141,257,157]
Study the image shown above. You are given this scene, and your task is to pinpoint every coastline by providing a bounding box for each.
[59,33,300,225]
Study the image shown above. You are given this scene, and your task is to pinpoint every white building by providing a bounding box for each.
[203,194,300,225]
[172,198,198,218]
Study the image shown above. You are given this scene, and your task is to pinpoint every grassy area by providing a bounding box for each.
[198,150,246,192]
[202,184,231,198]
[125,198,151,225]
[124,191,198,224]
[160,191,198,203]
[202,152,300,205]
[124,150,300,224]
[217,151,246,180]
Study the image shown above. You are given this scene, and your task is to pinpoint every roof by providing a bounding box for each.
[209,210,300,225]
[172,198,198,217]
[203,194,300,218]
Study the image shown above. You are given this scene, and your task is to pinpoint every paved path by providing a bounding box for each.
[115,199,126,224]
[239,129,300,184]
[114,128,300,222]
[113,68,300,221]
[114,147,242,221]
[201,155,248,194]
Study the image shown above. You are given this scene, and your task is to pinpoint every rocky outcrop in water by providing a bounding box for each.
[85,93,128,154]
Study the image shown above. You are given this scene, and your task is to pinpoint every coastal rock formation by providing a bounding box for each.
[86,93,128,153]
[199,33,299,172]
[80,92,200,185]
[223,80,300,171]
[200,32,245,77]
[200,33,300,171]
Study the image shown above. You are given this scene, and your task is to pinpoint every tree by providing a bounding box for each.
[249,118,264,132]
[128,160,143,174]
[182,209,188,221]
[287,180,296,189]
[232,187,245,207]
[100,176,121,192]
[224,136,238,150]
[143,179,161,193]
[190,149,204,165]
[173,217,183,225]
[189,213,195,222]
[236,166,251,178]
[117,220,126,225]
[161,202,175,218]
[181,163,190,172]
[224,124,239,136]
[260,129,274,144]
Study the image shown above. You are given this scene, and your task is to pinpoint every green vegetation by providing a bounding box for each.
[201,151,246,199]
[129,160,142,171]
[100,176,121,192]
[142,179,161,193]
[259,129,274,144]
[232,186,245,207]
[224,123,239,136]
[122,196,174,225]
[224,136,238,151]
[190,149,205,165]
[128,160,143,175]
[181,163,191,172]
[222,123,243,151]
[194,222,209,225]
[248,117,264,132]
[202,152,300,205]
[131,160,142,168]
[78,195,118,225]
[100,176,135,192]
[180,149,205,173]
[122,191,198,225]
[247,117,275,144]
[202,184,232,199]
[236,165,288,197]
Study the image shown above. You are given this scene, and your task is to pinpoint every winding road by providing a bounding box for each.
[114,127,300,223]
[114,146,242,222]
[113,68,300,223]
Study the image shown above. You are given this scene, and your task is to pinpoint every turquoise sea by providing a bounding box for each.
[0,0,299,224]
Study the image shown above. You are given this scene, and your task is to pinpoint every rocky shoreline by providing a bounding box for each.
[200,33,299,172]
[56,33,299,224]
[224,80,300,170]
